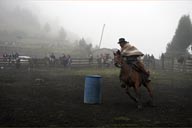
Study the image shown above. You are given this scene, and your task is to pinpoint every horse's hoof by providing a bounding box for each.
[147,101,155,107]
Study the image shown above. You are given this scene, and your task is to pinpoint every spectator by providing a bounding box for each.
[62,54,67,67]
[67,55,72,68]
[89,54,93,64]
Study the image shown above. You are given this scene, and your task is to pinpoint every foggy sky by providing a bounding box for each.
[2,0,192,58]
[32,0,192,59]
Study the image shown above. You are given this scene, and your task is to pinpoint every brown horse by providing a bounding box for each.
[113,50,153,109]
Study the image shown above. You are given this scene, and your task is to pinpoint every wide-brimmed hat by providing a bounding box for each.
[118,38,128,44]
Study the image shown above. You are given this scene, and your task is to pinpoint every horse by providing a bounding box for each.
[113,50,153,109]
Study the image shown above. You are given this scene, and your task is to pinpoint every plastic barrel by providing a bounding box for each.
[84,75,102,104]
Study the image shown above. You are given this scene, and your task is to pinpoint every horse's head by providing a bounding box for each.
[113,50,123,68]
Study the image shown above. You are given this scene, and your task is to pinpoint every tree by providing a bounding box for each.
[166,15,192,56]
[58,27,67,41]
[44,22,51,33]
[72,38,93,57]
[79,38,86,48]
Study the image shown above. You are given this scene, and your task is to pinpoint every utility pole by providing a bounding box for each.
[99,24,105,49]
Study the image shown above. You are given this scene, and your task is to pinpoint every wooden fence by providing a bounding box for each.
[0,57,114,68]
[156,56,192,72]
[1,56,192,72]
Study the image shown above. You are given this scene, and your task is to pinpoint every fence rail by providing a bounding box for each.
[1,56,192,72]
[159,56,192,72]
[0,57,114,68]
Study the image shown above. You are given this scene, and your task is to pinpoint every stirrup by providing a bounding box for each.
[147,79,151,83]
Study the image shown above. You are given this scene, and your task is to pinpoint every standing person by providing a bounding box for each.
[67,55,72,68]
[117,38,150,82]
[15,57,20,69]
[96,55,101,67]
[62,54,67,67]
[88,54,93,64]
[50,53,56,65]
[100,54,105,68]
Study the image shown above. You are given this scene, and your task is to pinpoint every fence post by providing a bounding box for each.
[161,54,165,70]
[183,56,186,72]
[171,56,174,71]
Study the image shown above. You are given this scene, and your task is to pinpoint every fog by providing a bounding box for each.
[0,0,192,58]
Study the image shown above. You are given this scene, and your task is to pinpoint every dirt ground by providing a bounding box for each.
[0,67,192,127]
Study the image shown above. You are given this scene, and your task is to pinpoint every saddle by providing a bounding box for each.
[123,56,150,83]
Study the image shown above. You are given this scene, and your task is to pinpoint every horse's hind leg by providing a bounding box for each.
[125,87,137,103]
[144,83,154,107]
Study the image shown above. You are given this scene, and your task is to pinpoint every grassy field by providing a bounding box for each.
[0,67,192,127]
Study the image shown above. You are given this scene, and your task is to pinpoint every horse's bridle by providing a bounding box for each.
[114,51,124,68]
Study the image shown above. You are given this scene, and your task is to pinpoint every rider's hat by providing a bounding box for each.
[118,38,129,44]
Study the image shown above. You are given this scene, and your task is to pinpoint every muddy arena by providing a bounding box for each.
[0,67,192,127]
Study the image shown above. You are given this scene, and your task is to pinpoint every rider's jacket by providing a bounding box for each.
[121,43,144,57]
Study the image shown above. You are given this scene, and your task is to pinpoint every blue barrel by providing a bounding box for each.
[84,75,102,104]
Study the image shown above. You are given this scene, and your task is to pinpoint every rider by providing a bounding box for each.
[117,38,150,83]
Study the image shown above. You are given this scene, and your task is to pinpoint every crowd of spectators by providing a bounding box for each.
[45,53,72,68]
[1,52,19,63]
[59,54,72,68]
[0,52,21,68]
[96,53,113,67]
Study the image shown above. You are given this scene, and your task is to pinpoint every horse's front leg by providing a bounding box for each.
[125,86,137,103]
[134,85,142,109]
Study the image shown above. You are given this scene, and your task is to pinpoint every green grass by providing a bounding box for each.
[29,67,120,77]
[150,70,192,82]
[1,67,192,85]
